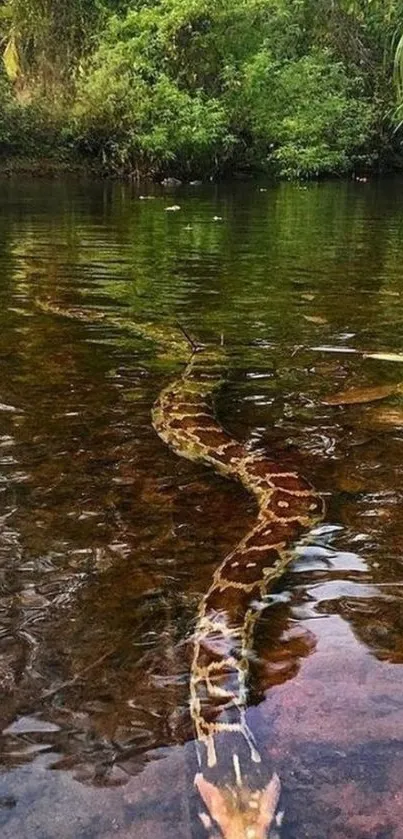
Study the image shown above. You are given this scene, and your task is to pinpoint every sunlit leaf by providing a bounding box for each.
[3,35,20,82]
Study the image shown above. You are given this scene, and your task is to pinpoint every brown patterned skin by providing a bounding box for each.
[152,343,324,839]
[35,302,323,838]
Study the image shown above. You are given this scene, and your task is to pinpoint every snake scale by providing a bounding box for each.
[36,303,324,839]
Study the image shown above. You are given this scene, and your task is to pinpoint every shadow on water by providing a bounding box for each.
[1,177,403,836]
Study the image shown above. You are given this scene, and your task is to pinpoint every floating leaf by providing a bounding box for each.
[322,383,400,406]
[0,402,19,413]
[303,315,328,325]
[366,407,403,428]
[363,352,403,363]
[311,345,358,354]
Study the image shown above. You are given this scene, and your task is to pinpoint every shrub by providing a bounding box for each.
[72,3,377,177]
[238,49,376,177]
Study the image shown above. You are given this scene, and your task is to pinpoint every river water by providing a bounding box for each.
[1,177,403,838]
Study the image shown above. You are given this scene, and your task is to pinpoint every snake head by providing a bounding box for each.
[195,772,281,839]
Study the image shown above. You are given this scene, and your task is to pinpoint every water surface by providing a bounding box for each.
[1,177,403,838]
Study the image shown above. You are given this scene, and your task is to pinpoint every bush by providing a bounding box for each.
[71,2,377,177]
[237,49,376,177]
[0,0,396,178]
[73,65,232,174]
[0,75,44,156]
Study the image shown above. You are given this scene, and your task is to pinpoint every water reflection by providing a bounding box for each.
[1,178,403,836]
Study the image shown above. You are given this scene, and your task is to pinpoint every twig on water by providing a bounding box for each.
[176,322,204,353]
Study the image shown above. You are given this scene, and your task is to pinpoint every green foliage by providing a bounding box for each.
[0,72,61,155]
[239,49,375,177]
[74,68,231,173]
[0,0,403,178]
[71,0,243,173]
[72,0,378,176]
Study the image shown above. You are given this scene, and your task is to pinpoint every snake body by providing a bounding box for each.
[152,339,324,839]
[36,303,324,839]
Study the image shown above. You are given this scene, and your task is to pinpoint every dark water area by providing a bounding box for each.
[1,177,403,838]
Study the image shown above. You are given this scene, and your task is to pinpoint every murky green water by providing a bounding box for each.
[1,177,403,838]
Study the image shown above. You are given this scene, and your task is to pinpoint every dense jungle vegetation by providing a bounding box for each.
[1,0,403,179]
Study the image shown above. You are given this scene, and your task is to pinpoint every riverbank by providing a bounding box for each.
[0,157,105,179]
[0,154,387,183]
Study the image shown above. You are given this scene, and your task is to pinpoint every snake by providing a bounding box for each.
[35,302,324,839]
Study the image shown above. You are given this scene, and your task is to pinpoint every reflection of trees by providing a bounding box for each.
[6,178,403,352]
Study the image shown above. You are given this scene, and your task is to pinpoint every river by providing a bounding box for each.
[1,176,403,838]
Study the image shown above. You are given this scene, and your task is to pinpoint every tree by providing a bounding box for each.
[1,0,114,101]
